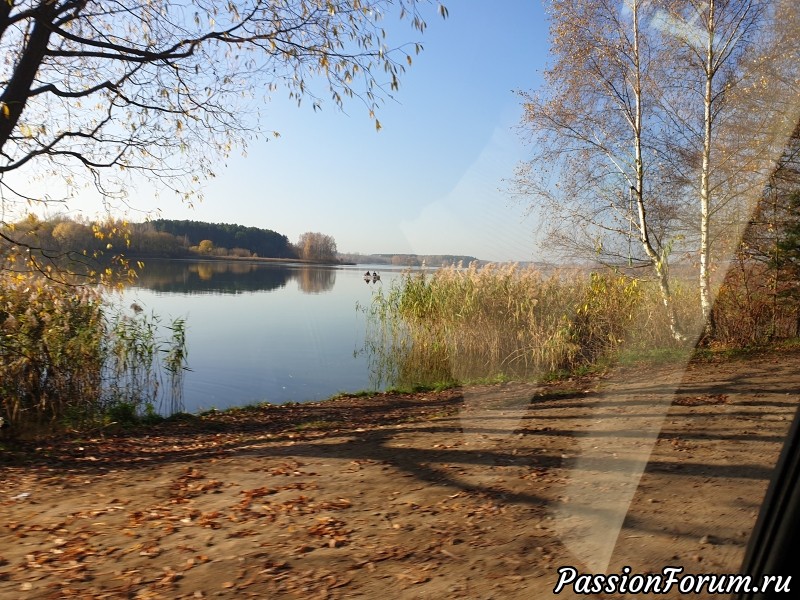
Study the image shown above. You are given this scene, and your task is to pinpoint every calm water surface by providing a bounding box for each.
[122,259,406,413]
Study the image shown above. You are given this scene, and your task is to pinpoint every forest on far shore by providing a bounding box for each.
[0,217,344,264]
[2,216,494,270]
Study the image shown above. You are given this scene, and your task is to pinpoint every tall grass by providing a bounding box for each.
[364,263,698,389]
[0,282,105,429]
[0,277,189,434]
[103,307,189,421]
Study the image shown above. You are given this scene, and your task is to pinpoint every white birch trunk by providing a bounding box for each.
[632,1,686,342]
[699,0,716,339]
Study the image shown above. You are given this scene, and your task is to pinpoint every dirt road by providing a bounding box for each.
[2,350,798,599]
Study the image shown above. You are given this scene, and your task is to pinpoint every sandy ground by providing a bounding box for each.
[2,349,798,599]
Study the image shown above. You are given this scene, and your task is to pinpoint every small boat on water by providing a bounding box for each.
[363,270,380,283]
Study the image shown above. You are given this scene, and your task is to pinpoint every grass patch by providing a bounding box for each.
[383,381,458,395]
[775,337,800,351]
[329,390,376,400]
[164,412,200,423]
[689,341,800,363]
[290,419,348,432]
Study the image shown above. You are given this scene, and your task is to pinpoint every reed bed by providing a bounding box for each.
[365,263,697,389]
[0,277,189,434]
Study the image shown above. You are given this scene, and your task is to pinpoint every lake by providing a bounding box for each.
[120,259,408,413]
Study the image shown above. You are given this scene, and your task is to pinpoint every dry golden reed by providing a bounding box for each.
[367,263,697,389]
[0,276,188,434]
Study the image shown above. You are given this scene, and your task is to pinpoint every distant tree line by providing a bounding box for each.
[151,220,294,259]
[0,216,153,268]
[0,217,349,275]
[0,216,189,282]
[380,254,480,267]
[338,253,481,267]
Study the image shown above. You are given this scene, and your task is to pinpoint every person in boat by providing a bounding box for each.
[364,270,371,277]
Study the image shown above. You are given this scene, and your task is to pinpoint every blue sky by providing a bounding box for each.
[71,1,551,262]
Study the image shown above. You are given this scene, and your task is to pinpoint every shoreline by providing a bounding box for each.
[129,254,355,267]
[1,347,796,597]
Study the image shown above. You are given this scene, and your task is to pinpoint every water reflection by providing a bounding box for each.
[296,266,336,294]
[134,259,337,295]
[121,259,401,411]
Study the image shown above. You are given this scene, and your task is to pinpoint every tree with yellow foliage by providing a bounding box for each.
[0,0,447,281]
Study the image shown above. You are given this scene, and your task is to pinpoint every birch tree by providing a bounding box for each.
[653,0,771,339]
[514,0,797,342]
[513,0,688,340]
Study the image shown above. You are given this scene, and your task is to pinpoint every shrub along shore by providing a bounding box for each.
[364,262,799,389]
[0,278,188,437]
